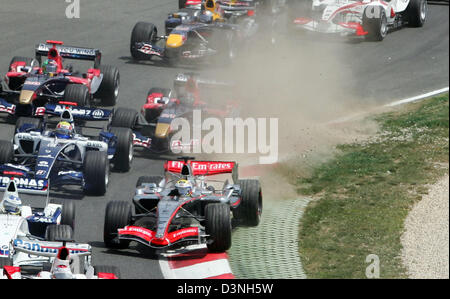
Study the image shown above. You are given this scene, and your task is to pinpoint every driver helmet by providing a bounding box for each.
[2,195,22,215]
[55,121,74,139]
[42,59,58,75]
[199,10,214,23]
[175,179,193,196]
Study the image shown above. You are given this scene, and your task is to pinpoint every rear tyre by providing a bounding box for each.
[64,84,90,107]
[111,107,139,128]
[104,201,132,249]
[130,22,158,60]
[45,224,74,241]
[0,140,13,164]
[406,0,427,27]
[363,7,388,41]
[205,203,232,252]
[60,200,76,232]
[83,151,109,196]
[14,117,42,134]
[94,65,120,106]
[179,0,187,9]
[233,179,263,227]
[93,265,121,279]
[109,127,133,172]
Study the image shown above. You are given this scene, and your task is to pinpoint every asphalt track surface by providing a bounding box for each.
[0,1,448,278]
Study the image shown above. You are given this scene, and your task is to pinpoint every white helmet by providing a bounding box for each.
[2,194,22,215]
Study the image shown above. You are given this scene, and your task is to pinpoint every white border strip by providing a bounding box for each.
[385,87,449,107]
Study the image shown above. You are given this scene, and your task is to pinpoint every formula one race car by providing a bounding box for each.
[0,107,134,196]
[130,0,261,64]
[103,157,262,253]
[1,239,120,279]
[0,181,75,268]
[288,0,427,40]
[137,73,239,153]
[0,40,120,119]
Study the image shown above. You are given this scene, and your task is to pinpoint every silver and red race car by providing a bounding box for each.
[103,157,262,253]
[288,0,427,40]
[0,40,120,119]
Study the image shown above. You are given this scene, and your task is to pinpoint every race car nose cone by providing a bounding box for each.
[19,90,35,105]
[155,123,170,138]
[166,34,184,48]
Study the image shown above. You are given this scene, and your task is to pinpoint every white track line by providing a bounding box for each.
[327,87,449,124]
[385,87,449,107]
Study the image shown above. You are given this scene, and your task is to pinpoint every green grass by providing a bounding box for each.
[287,94,449,278]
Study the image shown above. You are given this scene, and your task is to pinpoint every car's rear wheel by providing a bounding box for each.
[109,127,133,172]
[179,0,187,9]
[406,0,427,27]
[110,107,139,128]
[93,265,121,279]
[64,84,90,107]
[94,65,120,106]
[205,203,232,252]
[233,179,263,227]
[83,151,109,196]
[104,201,132,249]
[45,224,74,241]
[363,7,388,41]
[0,140,13,164]
[130,22,158,60]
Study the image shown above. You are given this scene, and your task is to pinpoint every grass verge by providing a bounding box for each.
[283,94,449,278]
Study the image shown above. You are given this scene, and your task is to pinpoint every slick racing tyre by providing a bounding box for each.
[233,179,263,227]
[45,224,74,241]
[0,140,13,164]
[110,107,139,128]
[64,84,90,107]
[109,127,134,172]
[104,201,132,249]
[130,22,158,60]
[363,6,388,41]
[83,150,109,196]
[406,0,427,27]
[205,203,232,252]
[93,265,121,279]
[179,0,187,9]
[94,65,120,106]
[61,200,76,232]
[14,117,42,134]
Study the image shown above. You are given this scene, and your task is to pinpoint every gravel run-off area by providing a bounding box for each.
[401,171,449,279]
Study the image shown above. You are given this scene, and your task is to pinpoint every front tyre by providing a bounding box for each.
[363,7,388,41]
[83,151,109,196]
[233,179,263,227]
[205,203,232,252]
[104,201,132,249]
[130,22,158,60]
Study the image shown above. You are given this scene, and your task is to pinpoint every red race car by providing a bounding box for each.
[0,40,119,119]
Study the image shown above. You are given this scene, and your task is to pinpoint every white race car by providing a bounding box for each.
[288,0,427,40]
[1,239,120,279]
[0,181,75,268]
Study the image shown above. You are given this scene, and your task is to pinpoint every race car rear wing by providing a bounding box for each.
[43,103,112,122]
[35,41,102,68]
[165,160,239,180]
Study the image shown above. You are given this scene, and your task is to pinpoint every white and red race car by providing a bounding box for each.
[288,0,427,40]
[1,239,120,279]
